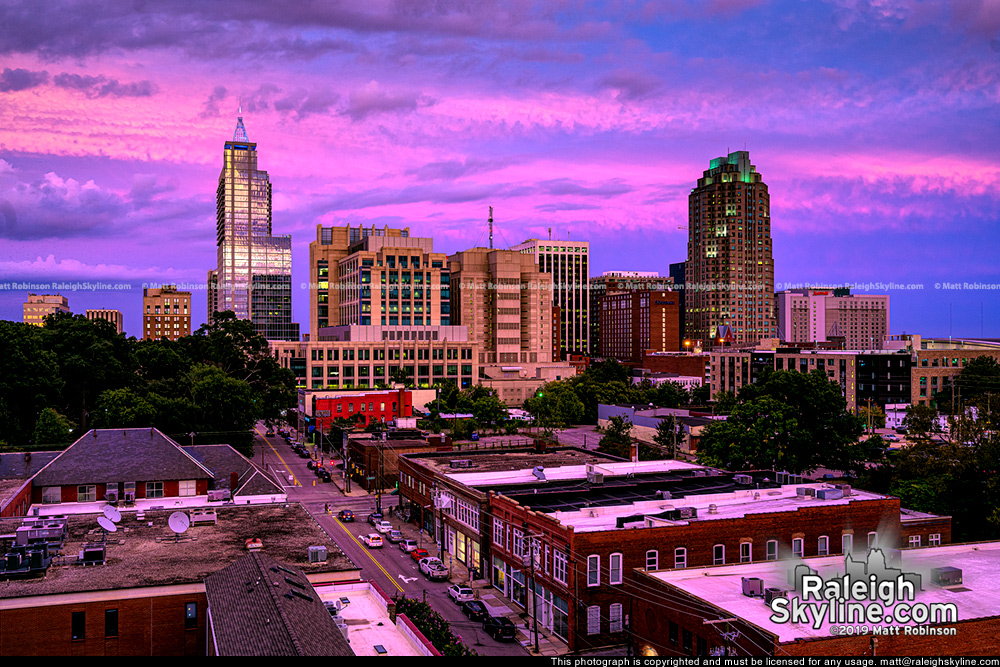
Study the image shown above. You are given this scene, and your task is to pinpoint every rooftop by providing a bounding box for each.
[404,447,622,477]
[451,459,703,487]
[646,541,1000,643]
[0,503,356,600]
[539,482,888,532]
[315,582,435,657]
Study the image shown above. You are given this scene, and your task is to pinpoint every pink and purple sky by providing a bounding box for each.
[1,0,998,339]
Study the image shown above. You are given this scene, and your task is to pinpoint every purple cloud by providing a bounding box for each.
[0,67,48,92]
[342,81,432,121]
[53,73,158,98]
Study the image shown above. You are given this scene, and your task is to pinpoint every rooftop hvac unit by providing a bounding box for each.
[308,546,328,563]
[733,474,753,485]
[931,567,963,587]
[657,490,672,500]
[764,588,787,605]
[124,492,136,505]
[693,470,707,477]
[834,484,852,496]
[105,491,118,504]
[708,469,722,477]
[742,577,764,597]
[677,507,697,519]
[532,466,546,481]
[816,488,843,500]
[80,544,105,566]
[586,471,604,485]
[5,552,21,571]
[449,459,473,469]
[208,490,231,502]
[796,487,816,497]
[776,471,789,484]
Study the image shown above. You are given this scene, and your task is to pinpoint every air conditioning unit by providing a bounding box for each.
[796,487,816,497]
[764,588,787,605]
[931,566,962,587]
[586,471,604,484]
[677,507,697,519]
[124,492,136,504]
[733,474,753,485]
[742,577,764,597]
[449,460,472,469]
[834,484,852,496]
[776,471,789,484]
[105,492,118,504]
[308,546,328,563]
[816,488,843,500]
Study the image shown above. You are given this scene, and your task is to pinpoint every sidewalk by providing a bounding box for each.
[472,586,569,656]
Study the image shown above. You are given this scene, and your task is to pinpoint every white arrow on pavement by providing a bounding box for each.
[398,574,418,584]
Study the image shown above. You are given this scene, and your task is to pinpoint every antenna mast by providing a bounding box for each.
[488,206,494,250]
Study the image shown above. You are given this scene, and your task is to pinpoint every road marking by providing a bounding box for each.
[255,426,299,487]
[398,574,418,583]
[334,518,404,593]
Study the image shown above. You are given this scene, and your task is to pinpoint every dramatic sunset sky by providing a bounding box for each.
[1,0,998,338]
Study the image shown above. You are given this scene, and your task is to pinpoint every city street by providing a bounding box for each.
[253,427,529,656]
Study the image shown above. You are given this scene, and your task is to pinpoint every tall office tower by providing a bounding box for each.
[85,309,124,334]
[208,112,298,341]
[308,225,411,338]
[589,271,671,355]
[143,285,191,341]
[22,293,69,326]
[686,151,775,345]
[448,248,553,364]
[668,261,686,342]
[776,287,889,350]
[511,239,589,358]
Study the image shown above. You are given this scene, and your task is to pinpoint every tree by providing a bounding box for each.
[0,321,63,446]
[902,404,940,443]
[652,415,682,459]
[92,388,157,428]
[597,415,633,458]
[859,403,887,431]
[524,382,584,429]
[697,370,865,474]
[32,408,77,449]
[650,381,689,409]
[712,390,737,415]
[942,355,1000,413]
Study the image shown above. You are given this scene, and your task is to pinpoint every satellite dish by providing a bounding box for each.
[168,511,190,535]
[103,505,122,523]
[98,516,118,533]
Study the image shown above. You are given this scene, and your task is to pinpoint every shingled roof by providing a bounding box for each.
[204,552,354,657]
[31,428,214,487]
[183,444,283,497]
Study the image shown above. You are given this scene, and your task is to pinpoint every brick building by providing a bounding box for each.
[312,388,412,431]
[22,293,69,326]
[85,309,124,334]
[630,541,1000,657]
[776,287,890,351]
[143,285,192,341]
[639,351,710,381]
[599,290,681,363]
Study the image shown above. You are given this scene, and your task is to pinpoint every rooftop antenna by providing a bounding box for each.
[488,206,494,250]
[168,511,191,544]
[103,505,122,524]
[97,516,117,542]
[548,227,552,240]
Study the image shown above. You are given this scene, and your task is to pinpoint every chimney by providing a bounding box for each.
[230,472,239,496]
[630,442,639,462]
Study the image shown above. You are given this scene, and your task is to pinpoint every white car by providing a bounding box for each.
[448,585,474,603]
[360,533,383,548]
[419,556,444,575]
[375,520,393,534]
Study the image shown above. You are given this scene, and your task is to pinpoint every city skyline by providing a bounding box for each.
[1,1,998,338]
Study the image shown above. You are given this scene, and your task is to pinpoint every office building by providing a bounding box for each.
[686,151,775,345]
[208,112,298,341]
[512,239,589,358]
[590,271,671,356]
[85,309,124,334]
[669,261,687,341]
[22,294,69,326]
[143,286,191,341]
[599,289,680,363]
[776,287,889,350]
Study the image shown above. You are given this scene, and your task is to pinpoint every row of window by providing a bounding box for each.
[43,480,197,504]
[71,603,197,641]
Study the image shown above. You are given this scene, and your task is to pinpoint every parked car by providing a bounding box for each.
[387,530,404,544]
[470,432,479,441]
[317,469,332,482]
[410,548,430,562]
[418,556,444,575]
[338,510,355,522]
[462,600,489,622]
[265,429,275,437]
[375,520,393,534]
[367,512,384,526]
[399,539,418,553]
[896,427,908,434]
[306,460,317,470]
[448,585,474,603]
[483,616,517,641]
[426,563,449,581]
[360,533,383,548]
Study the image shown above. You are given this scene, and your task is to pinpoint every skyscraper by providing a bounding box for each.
[686,151,775,345]
[208,112,298,341]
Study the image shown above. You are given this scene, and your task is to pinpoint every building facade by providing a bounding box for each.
[512,239,590,358]
[208,113,297,341]
[22,293,69,326]
[686,151,775,346]
[599,289,680,363]
[142,286,191,341]
[589,271,671,356]
[85,309,124,335]
[776,287,890,350]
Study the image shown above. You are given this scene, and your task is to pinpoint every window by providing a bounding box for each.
[609,553,622,585]
[105,609,118,638]
[553,550,568,584]
[766,540,778,561]
[185,602,198,630]
[929,533,941,546]
[72,611,85,641]
[77,485,96,503]
[646,549,658,570]
[792,538,804,558]
[682,628,693,654]
[740,542,752,563]
[586,606,600,635]
[513,529,524,557]
[674,547,687,569]
[669,621,679,645]
[842,534,853,555]
[493,518,504,549]
[179,480,196,497]
[146,481,164,499]
[587,555,600,586]
[713,544,725,565]
[610,603,623,633]
[909,536,921,548]
[42,486,61,504]
[868,531,878,549]
[818,536,829,556]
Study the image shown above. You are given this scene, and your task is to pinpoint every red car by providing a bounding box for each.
[409,548,430,562]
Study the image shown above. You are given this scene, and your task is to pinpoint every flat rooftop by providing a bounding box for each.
[405,447,622,477]
[648,541,1000,643]
[0,503,356,600]
[542,483,887,532]
[449,459,704,487]
[315,582,428,657]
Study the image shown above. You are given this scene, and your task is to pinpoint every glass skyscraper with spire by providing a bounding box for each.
[207,113,298,341]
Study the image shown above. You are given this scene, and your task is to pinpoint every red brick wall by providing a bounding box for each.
[0,592,207,656]
[783,617,1000,657]
[1,481,32,518]
[641,353,709,380]
[901,517,952,547]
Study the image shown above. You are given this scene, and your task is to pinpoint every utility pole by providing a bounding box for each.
[522,525,541,654]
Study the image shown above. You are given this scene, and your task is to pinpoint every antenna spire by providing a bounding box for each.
[488,206,494,250]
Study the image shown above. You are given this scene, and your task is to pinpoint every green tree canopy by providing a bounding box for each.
[32,408,77,449]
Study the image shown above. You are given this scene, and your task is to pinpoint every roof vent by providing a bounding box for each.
[708,504,718,514]
[532,466,546,481]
